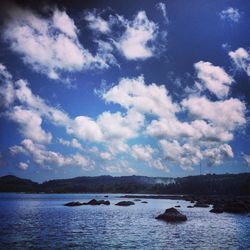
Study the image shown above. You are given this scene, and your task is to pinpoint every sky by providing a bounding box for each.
[0,0,249,182]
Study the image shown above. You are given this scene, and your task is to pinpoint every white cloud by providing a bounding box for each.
[160,139,203,170]
[14,79,71,127]
[100,151,113,160]
[6,74,144,151]
[103,76,178,118]
[103,160,136,174]
[243,154,250,167]
[18,162,29,170]
[85,11,110,34]
[11,139,94,170]
[3,64,247,173]
[107,141,129,155]
[67,116,103,142]
[194,61,233,99]
[160,140,233,168]
[131,144,154,161]
[229,48,250,76]
[2,5,115,80]
[97,109,144,141]
[8,106,52,144]
[181,96,246,130]
[204,144,234,166]
[156,2,169,23]
[149,159,169,172]
[84,9,164,61]
[93,40,118,69]
[116,11,158,60]
[52,9,78,38]
[0,63,15,107]
[219,7,241,22]
[146,118,233,142]
[58,138,83,150]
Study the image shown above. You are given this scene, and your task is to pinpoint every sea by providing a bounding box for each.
[0,193,249,249]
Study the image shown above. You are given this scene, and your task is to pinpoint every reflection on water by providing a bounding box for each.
[0,193,249,249]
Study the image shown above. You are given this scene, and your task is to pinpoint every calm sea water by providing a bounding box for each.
[0,193,249,250]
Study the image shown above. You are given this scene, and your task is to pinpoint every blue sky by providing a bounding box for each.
[0,0,249,182]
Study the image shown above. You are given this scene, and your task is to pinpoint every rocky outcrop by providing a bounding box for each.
[64,199,110,206]
[87,199,110,205]
[64,201,83,206]
[210,207,223,213]
[194,202,209,208]
[115,201,135,206]
[155,207,187,222]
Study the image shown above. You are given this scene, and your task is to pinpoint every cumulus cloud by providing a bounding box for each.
[18,162,29,170]
[0,63,15,107]
[67,116,103,142]
[194,61,233,99]
[11,139,94,170]
[103,76,178,118]
[100,151,113,160]
[58,138,83,150]
[160,140,203,170]
[84,11,110,34]
[2,68,145,161]
[93,40,118,69]
[2,63,247,173]
[52,9,78,38]
[2,5,116,80]
[229,48,250,77]
[181,96,246,130]
[103,160,136,174]
[243,154,250,167]
[204,144,234,166]
[219,7,241,22]
[97,109,144,141]
[116,11,158,60]
[149,159,169,172]
[83,8,165,62]
[146,118,233,142]
[131,144,154,161]
[8,106,52,144]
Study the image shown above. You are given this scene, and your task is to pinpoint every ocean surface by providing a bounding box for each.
[0,193,249,250]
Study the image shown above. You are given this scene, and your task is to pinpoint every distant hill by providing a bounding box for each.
[0,173,249,195]
[0,175,39,193]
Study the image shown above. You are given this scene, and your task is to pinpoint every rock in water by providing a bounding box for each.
[210,207,223,213]
[64,201,82,207]
[141,201,148,204]
[101,200,110,205]
[87,199,110,205]
[65,199,110,206]
[115,201,135,206]
[194,202,209,208]
[155,207,187,222]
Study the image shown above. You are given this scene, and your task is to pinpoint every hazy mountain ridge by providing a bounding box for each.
[0,173,249,195]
